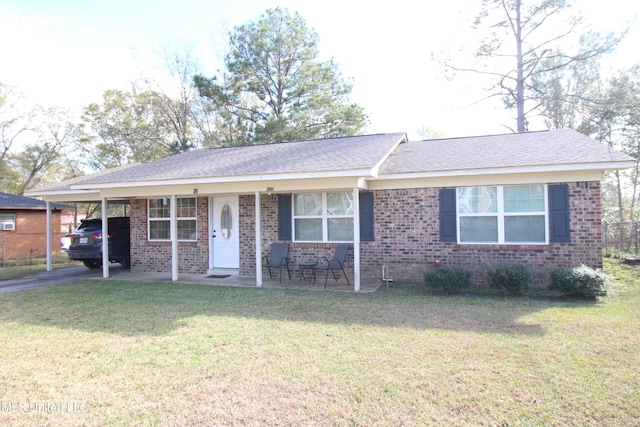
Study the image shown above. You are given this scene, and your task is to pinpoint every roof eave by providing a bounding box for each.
[376,160,636,180]
[69,168,378,190]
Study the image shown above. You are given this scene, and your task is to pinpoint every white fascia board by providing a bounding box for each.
[22,189,100,202]
[70,168,375,191]
[368,169,605,190]
[98,176,367,199]
[377,161,636,181]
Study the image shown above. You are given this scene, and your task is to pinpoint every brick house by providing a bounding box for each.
[25,129,634,289]
[0,192,67,259]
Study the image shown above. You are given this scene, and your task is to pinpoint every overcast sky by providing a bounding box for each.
[0,0,637,140]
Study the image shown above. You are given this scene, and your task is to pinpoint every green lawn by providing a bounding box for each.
[0,260,638,426]
[0,255,80,280]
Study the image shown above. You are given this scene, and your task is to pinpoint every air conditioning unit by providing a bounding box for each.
[2,223,15,230]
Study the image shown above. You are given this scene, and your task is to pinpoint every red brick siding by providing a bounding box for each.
[130,197,209,274]
[238,194,355,279]
[131,181,603,287]
[362,182,603,285]
[1,210,63,259]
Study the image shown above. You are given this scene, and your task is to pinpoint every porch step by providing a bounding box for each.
[207,268,239,277]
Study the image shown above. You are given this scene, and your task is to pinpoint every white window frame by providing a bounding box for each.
[457,184,549,245]
[148,197,197,242]
[293,192,354,242]
[0,213,16,230]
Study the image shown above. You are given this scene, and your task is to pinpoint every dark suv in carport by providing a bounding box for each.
[68,217,131,269]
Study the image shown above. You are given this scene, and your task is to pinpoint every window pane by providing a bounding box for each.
[460,216,498,242]
[177,197,196,218]
[178,219,196,240]
[328,218,354,241]
[505,215,545,242]
[504,185,545,212]
[294,193,322,216]
[295,218,322,241]
[220,204,232,240]
[327,192,354,216]
[459,187,497,214]
[0,213,15,230]
[149,220,170,240]
[149,198,170,218]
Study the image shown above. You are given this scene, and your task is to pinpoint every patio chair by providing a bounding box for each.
[262,242,291,283]
[315,244,351,289]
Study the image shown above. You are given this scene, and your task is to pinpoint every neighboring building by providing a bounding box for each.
[0,192,68,259]
[25,129,635,289]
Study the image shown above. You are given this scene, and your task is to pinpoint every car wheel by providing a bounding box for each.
[83,259,103,269]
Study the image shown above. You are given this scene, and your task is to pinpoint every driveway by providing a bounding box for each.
[0,265,126,294]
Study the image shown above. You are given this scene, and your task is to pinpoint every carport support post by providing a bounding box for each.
[353,187,360,292]
[102,198,109,278]
[255,191,262,287]
[171,194,179,281]
[46,201,52,271]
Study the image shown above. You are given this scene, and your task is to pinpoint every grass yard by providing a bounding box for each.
[0,260,639,426]
[0,255,80,281]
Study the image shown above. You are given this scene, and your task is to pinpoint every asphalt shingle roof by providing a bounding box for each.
[379,128,633,174]
[0,192,67,209]
[79,133,407,185]
[26,129,635,197]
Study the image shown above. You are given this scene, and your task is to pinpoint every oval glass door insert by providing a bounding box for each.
[221,204,232,240]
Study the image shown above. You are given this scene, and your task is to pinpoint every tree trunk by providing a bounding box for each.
[515,0,526,133]
[614,170,626,252]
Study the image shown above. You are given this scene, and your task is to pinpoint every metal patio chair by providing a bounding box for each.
[262,242,291,283]
[315,244,351,289]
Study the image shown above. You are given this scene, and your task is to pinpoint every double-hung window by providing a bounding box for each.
[458,185,547,244]
[293,192,354,242]
[148,197,197,241]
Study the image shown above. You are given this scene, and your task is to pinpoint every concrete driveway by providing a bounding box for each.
[0,265,127,293]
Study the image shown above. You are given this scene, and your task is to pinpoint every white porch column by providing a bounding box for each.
[255,191,262,287]
[170,195,179,281]
[353,187,361,291]
[102,198,109,278]
[45,201,52,271]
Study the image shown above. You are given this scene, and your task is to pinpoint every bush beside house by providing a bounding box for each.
[549,264,609,300]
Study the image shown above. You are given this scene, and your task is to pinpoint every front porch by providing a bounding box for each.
[104,267,381,293]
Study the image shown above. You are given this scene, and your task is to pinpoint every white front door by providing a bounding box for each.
[209,196,239,270]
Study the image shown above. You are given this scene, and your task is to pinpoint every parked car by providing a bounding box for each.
[68,217,130,269]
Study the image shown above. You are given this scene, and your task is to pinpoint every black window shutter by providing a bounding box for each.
[440,188,457,242]
[359,192,374,241]
[277,194,292,241]
[549,184,570,242]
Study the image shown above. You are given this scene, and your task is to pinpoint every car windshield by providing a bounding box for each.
[77,218,129,231]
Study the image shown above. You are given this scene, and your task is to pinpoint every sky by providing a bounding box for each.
[0,0,638,140]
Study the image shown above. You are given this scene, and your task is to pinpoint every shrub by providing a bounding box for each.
[424,266,472,294]
[486,263,532,296]
[550,264,609,300]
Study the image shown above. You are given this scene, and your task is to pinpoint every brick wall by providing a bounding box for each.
[130,197,209,274]
[238,194,355,279]
[361,181,603,286]
[1,210,63,259]
[131,181,603,287]
[240,181,603,286]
